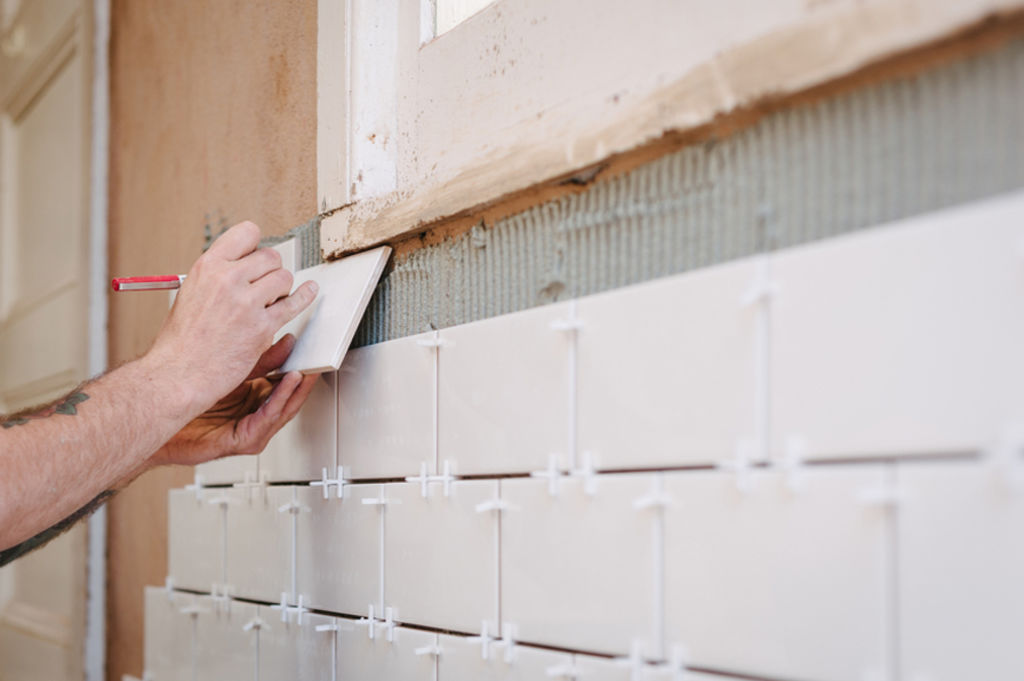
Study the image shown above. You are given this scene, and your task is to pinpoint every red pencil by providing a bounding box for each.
[111,275,187,292]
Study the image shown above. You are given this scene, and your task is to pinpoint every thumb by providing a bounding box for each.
[247,334,297,380]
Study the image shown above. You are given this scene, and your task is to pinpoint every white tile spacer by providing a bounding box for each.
[634,479,673,511]
[271,592,308,624]
[417,331,447,349]
[718,439,757,493]
[185,473,205,502]
[466,621,498,660]
[613,641,647,681]
[358,604,379,640]
[210,584,233,614]
[572,451,599,496]
[362,493,400,507]
[178,604,207,618]
[310,467,348,499]
[740,257,778,307]
[164,576,175,601]
[530,454,565,496]
[546,662,581,679]
[433,460,456,498]
[550,317,583,333]
[233,470,269,504]
[654,645,691,681]
[380,606,397,643]
[475,498,518,514]
[496,622,518,664]
[414,641,444,658]
[988,424,1024,491]
[207,494,237,509]
[314,619,353,634]
[242,617,266,633]
[406,461,433,498]
[857,480,903,507]
[277,499,310,515]
[782,435,807,493]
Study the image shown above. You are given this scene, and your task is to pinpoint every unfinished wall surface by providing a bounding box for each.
[106,0,317,678]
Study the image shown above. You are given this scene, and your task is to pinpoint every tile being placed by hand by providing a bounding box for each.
[337,333,435,480]
[337,626,436,681]
[295,484,383,616]
[384,480,498,632]
[663,467,889,681]
[438,633,569,681]
[771,192,1024,460]
[501,474,656,656]
[143,587,195,681]
[194,596,257,681]
[277,246,391,374]
[577,258,761,470]
[439,302,572,475]
[259,372,337,482]
[168,488,224,593]
[225,485,293,603]
[257,607,338,681]
[899,459,1024,681]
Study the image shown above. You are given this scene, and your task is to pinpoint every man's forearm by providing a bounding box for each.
[0,355,198,550]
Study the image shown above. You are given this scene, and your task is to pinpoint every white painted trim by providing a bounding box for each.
[85,0,109,678]
[316,0,352,213]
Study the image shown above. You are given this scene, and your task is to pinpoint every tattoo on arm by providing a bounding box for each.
[0,489,114,567]
[1,391,90,428]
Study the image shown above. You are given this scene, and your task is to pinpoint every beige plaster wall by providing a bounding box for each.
[106,1,316,678]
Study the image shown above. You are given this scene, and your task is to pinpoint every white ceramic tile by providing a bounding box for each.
[438,634,569,681]
[225,485,293,602]
[577,259,761,469]
[257,608,338,681]
[278,245,390,374]
[899,459,1024,681]
[337,625,436,681]
[337,333,435,479]
[501,475,655,655]
[259,372,338,482]
[385,480,498,632]
[194,597,257,681]
[295,484,383,615]
[271,237,299,272]
[143,587,195,681]
[168,488,224,592]
[664,467,889,681]
[439,302,571,475]
[771,192,1024,460]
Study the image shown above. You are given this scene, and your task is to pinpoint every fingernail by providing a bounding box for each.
[307,281,319,297]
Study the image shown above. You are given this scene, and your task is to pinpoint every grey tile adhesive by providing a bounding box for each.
[283,36,1024,347]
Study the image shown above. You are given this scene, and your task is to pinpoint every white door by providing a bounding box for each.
[0,0,93,678]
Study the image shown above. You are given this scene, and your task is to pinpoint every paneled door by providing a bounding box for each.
[0,0,93,678]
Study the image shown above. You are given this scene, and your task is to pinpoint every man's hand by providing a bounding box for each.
[146,221,319,416]
[151,335,318,467]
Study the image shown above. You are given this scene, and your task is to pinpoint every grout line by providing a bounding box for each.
[220,504,228,586]
[888,461,901,681]
[496,479,502,629]
[290,486,298,602]
[166,585,825,680]
[191,608,198,681]
[567,299,579,470]
[378,485,386,613]
[200,450,980,491]
[433,330,440,474]
[652,473,665,659]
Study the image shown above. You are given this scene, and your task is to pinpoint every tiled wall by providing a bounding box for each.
[147,191,1024,681]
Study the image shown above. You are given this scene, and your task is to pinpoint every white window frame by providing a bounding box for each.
[317,0,1017,258]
